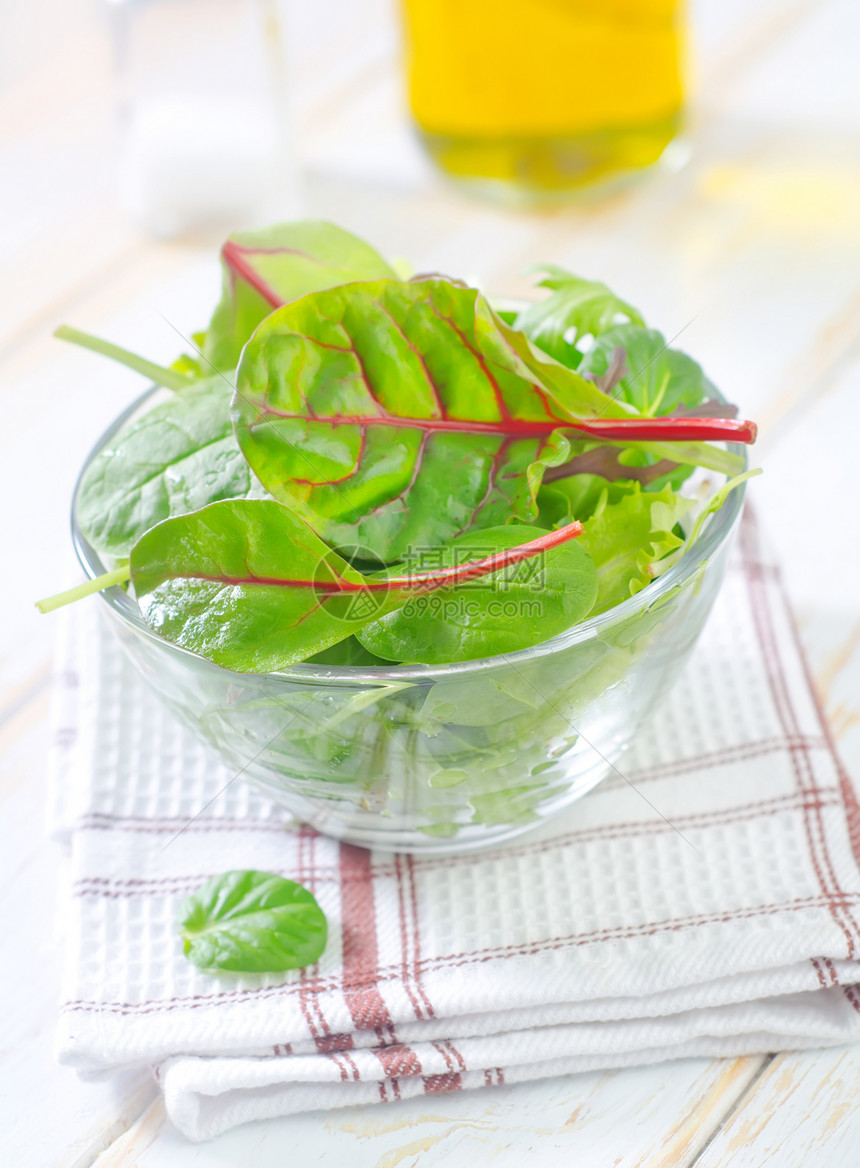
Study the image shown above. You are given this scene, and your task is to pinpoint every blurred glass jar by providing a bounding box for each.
[400,0,685,198]
[109,0,295,237]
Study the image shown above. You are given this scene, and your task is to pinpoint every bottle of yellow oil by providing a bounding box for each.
[400,0,685,197]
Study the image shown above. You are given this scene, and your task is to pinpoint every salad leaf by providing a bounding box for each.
[510,273,747,472]
[41,218,759,698]
[651,469,762,580]
[233,277,607,560]
[77,378,267,558]
[131,499,587,672]
[202,220,396,371]
[578,483,693,614]
[306,636,390,668]
[515,265,644,367]
[132,499,399,670]
[578,325,708,416]
[543,445,679,489]
[356,524,598,663]
[537,472,639,528]
[233,276,742,562]
[179,870,327,973]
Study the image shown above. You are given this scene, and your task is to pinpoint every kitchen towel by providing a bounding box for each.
[51,510,860,1142]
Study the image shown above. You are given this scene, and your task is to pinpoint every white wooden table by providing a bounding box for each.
[2,1,859,1163]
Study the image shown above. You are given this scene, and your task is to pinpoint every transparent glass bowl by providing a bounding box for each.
[73,388,747,854]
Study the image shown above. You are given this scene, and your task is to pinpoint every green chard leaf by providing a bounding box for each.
[515,265,645,368]
[579,483,694,614]
[77,378,268,559]
[233,276,745,563]
[356,524,598,664]
[130,499,587,672]
[234,278,585,561]
[202,220,397,371]
[179,870,327,973]
[578,325,709,416]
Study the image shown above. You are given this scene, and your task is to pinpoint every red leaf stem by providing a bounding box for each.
[254,406,757,445]
[384,521,585,592]
[179,523,584,595]
[572,417,757,444]
[221,240,283,308]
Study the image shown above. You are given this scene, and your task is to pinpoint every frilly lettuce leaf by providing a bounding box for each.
[515,265,644,368]
[579,483,693,614]
[537,472,639,528]
[651,469,762,581]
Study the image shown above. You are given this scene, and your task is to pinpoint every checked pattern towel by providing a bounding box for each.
[50,510,860,1142]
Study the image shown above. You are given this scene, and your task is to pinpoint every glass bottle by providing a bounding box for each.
[400,0,685,199]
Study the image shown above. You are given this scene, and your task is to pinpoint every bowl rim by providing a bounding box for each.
[72,384,748,684]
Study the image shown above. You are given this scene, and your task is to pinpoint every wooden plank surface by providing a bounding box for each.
[694,1046,860,1168]
[97,1058,765,1168]
[0,0,858,1163]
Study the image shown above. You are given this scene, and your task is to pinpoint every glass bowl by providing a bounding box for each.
[73,387,747,854]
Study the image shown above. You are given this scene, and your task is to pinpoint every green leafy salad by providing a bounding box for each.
[41,219,757,671]
[41,221,762,972]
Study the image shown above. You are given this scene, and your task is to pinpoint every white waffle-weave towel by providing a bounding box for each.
[51,511,860,1141]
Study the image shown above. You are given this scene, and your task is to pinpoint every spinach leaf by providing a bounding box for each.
[306,636,391,668]
[355,525,598,664]
[131,499,587,671]
[179,870,327,973]
[515,265,644,367]
[131,499,399,670]
[578,325,708,416]
[578,483,693,614]
[77,378,267,558]
[202,220,396,371]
